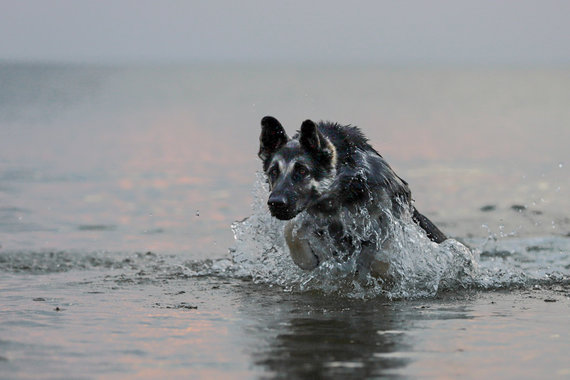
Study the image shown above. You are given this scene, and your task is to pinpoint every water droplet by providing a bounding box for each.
[195,210,200,217]
[558,162,563,168]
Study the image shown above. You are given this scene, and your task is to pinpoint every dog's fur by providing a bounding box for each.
[258,116,447,272]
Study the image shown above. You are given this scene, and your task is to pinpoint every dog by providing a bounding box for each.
[258,116,447,275]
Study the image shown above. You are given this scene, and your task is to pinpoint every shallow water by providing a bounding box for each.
[0,63,569,378]
[1,268,569,379]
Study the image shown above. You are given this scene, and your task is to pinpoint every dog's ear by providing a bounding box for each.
[300,119,335,167]
[300,119,323,152]
[259,116,289,161]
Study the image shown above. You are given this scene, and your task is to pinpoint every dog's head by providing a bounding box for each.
[258,116,337,220]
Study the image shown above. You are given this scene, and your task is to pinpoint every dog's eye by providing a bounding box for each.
[268,166,279,181]
[293,164,309,181]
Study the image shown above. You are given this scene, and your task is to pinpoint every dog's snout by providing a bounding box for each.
[268,194,288,209]
[267,192,297,220]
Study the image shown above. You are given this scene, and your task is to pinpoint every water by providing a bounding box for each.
[0,63,569,379]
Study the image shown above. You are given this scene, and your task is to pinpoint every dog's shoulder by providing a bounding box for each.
[317,121,411,204]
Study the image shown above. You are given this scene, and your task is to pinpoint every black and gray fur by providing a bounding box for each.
[259,116,446,271]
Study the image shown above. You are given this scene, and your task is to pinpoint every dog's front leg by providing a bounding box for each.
[357,240,391,281]
[284,221,319,270]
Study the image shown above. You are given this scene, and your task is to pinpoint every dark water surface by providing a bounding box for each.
[2,271,569,379]
[1,64,569,379]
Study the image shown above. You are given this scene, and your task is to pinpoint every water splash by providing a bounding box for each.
[229,172,479,299]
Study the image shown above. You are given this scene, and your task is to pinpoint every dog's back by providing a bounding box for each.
[316,121,447,243]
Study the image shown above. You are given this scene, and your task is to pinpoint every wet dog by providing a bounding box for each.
[258,116,447,273]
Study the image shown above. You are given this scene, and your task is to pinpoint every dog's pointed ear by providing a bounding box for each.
[299,119,322,152]
[259,116,289,161]
[300,119,336,168]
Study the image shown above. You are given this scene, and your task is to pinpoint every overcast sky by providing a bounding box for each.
[1,0,569,65]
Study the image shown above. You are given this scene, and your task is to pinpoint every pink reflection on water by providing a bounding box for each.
[2,67,569,254]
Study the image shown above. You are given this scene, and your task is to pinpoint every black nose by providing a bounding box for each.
[268,193,288,209]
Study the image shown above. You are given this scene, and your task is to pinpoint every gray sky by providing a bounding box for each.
[1,0,569,65]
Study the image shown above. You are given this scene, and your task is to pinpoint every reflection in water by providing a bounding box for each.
[258,317,409,378]
[243,293,412,379]
[242,287,570,380]
[231,283,497,379]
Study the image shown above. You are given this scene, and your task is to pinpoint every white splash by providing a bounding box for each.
[230,172,479,299]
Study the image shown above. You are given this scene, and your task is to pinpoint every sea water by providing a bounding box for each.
[0,63,569,379]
